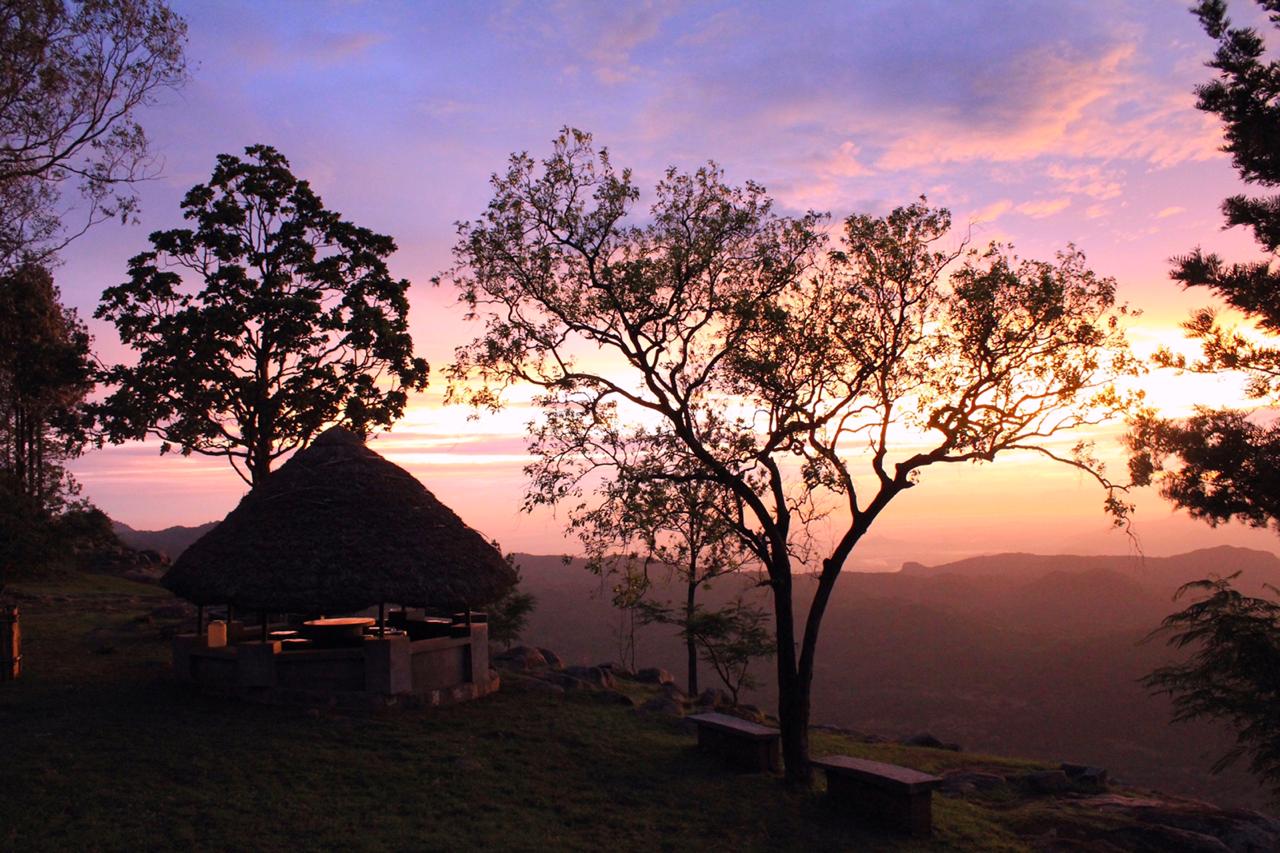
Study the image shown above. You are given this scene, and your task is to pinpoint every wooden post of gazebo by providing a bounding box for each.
[1,605,20,681]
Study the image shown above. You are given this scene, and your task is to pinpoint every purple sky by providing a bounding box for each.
[57,0,1280,564]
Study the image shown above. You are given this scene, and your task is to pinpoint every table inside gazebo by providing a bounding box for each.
[301,617,375,644]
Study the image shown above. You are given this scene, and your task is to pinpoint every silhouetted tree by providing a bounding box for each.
[0,0,187,270]
[96,145,429,486]
[640,595,774,705]
[1129,0,1280,526]
[445,129,1138,786]
[0,261,95,586]
[1144,574,1280,796]
[488,557,537,649]
[0,261,94,513]
[1130,3,1280,798]
[564,459,757,695]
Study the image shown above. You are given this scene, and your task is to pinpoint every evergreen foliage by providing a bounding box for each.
[1144,574,1280,795]
[1129,0,1280,526]
[1133,2,1280,801]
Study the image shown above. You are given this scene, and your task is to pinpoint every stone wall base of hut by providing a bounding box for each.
[172,622,496,708]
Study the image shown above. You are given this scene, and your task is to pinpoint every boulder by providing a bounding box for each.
[584,689,635,707]
[1102,825,1233,852]
[940,771,1006,795]
[493,646,548,671]
[598,662,634,679]
[638,696,684,716]
[502,673,565,695]
[538,648,565,670]
[901,732,959,750]
[563,665,614,689]
[545,672,589,691]
[728,704,767,724]
[660,682,687,702]
[1080,794,1280,853]
[696,688,727,708]
[1061,762,1108,789]
[635,667,675,685]
[1020,769,1070,794]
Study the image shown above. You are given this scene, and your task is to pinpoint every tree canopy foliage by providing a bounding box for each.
[0,262,97,585]
[96,144,429,486]
[445,128,1138,785]
[568,468,759,696]
[1133,1,1280,801]
[1129,0,1280,527]
[0,0,187,269]
[0,261,94,512]
[1144,574,1280,796]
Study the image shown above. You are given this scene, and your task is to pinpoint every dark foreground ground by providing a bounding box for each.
[2,573,1276,852]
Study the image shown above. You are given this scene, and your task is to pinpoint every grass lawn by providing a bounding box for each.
[1,574,1144,852]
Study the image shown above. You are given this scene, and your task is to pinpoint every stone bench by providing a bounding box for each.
[688,712,780,772]
[813,754,942,837]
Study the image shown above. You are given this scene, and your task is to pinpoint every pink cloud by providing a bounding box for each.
[970,199,1013,223]
[874,43,1220,173]
[1016,197,1071,218]
[1045,163,1125,200]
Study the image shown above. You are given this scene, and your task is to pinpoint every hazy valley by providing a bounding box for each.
[509,545,1279,812]
[112,521,1276,811]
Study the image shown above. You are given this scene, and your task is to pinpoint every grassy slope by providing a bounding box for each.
[0,575,1161,852]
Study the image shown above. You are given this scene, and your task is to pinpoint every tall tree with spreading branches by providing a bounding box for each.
[0,0,187,270]
[96,144,429,486]
[445,129,1138,785]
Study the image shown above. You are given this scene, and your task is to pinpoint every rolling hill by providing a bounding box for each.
[511,546,1280,810]
[111,520,216,560]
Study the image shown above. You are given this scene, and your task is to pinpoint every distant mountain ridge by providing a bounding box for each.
[509,544,1280,811]
[112,520,217,560]
[898,545,1280,592]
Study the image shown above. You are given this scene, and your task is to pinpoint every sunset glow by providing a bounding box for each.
[58,0,1280,561]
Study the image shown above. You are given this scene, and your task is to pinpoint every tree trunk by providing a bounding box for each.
[770,563,812,788]
[686,577,699,695]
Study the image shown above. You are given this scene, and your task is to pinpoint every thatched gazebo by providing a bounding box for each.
[165,425,516,614]
[165,426,517,707]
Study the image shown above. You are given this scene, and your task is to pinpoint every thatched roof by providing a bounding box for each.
[163,427,517,612]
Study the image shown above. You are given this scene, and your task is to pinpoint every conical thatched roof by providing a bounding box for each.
[163,427,517,613]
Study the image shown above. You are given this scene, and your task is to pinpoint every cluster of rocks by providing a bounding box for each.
[937,767,1280,851]
[491,646,766,721]
[811,724,962,752]
[940,762,1109,796]
[1074,793,1280,852]
[491,646,1280,851]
